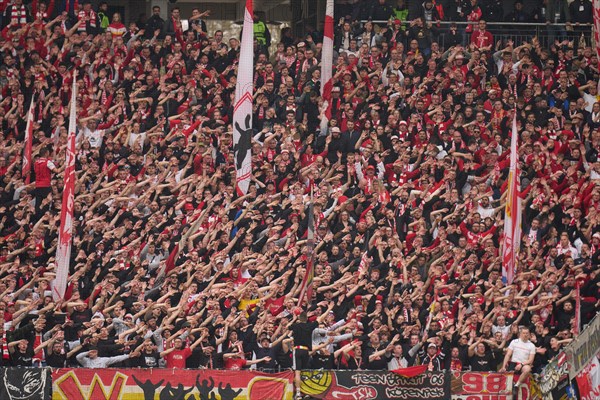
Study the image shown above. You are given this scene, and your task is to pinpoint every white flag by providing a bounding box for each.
[233,0,254,195]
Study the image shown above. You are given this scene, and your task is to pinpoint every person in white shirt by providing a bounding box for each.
[387,343,408,370]
[476,196,500,219]
[500,327,536,391]
[556,232,579,259]
[76,345,139,368]
[491,315,511,340]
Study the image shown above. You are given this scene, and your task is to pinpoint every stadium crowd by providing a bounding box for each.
[0,0,598,396]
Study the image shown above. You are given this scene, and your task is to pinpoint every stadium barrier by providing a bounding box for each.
[0,367,543,400]
[564,312,600,380]
[533,314,600,400]
[558,313,600,400]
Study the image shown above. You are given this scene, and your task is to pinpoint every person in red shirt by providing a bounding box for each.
[161,336,203,369]
[470,20,493,51]
[33,147,56,214]
[222,340,271,370]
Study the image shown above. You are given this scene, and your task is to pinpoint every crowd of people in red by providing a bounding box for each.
[0,2,597,396]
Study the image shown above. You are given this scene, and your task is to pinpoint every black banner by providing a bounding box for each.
[0,368,51,400]
[550,375,575,400]
[301,370,450,400]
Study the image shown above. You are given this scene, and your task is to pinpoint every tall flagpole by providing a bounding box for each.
[319,0,334,134]
[298,187,315,307]
[502,115,521,285]
[52,73,77,301]
[233,0,254,195]
[22,97,35,184]
[594,0,600,92]
[574,280,581,335]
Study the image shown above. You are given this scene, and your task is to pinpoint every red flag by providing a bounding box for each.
[502,115,521,285]
[22,97,35,184]
[232,0,254,195]
[53,76,77,301]
[391,365,428,378]
[164,243,180,276]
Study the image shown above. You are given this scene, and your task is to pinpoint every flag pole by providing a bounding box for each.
[22,97,35,184]
[298,186,315,308]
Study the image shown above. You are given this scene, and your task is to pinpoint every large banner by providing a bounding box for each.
[564,313,600,379]
[232,0,254,195]
[0,367,558,400]
[575,355,600,400]
[538,352,569,398]
[52,368,294,400]
[300,370,450,400]
[550,375,576,400]
[451,372,533,400]
[0,368,51,400]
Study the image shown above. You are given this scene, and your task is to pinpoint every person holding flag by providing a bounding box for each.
[33,147,56,215]
[289,306,333,400]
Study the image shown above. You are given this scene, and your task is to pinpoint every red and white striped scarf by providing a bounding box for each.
[1,333,8,360]
[77,10,97,31]
[8,5,27,27]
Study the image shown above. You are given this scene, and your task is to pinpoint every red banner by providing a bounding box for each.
[451,372,532,400]
[576,355,600,400]
[52,368,294,400]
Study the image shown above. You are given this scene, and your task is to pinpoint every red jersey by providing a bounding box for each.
[34,158,55,188]
[165,348,191,368]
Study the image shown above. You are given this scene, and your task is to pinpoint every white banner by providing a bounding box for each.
[565,313,600,380]
[232,0,254,195]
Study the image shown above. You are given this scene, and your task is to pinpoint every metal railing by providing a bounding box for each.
[359,20,593,50]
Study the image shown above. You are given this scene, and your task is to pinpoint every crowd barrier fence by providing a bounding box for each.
[358,20,593,50]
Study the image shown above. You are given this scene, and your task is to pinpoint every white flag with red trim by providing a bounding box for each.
[22,97,35,184]
[502,116,521,285]
[53,75,77,301]
[319,0,334,133]
[358,251,371,277]
[232,0,254,195]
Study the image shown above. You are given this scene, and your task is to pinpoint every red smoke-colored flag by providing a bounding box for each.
[22,97,35,184]
[319,0,334,133]
[232,0,254,195]
[391,365,428,378]
[52,75,77,301]
[502,115,521,285]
